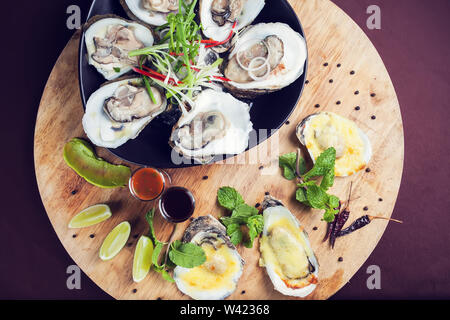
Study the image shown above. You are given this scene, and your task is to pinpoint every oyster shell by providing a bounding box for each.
[174,215,244,300]
[200,0,265,46]
[223,22,307,98]
[169,89,253,163]
[120,0,178,26]
[296,112,372,177]
[259,195,319,297]
[84,15,155,80]
[82,77,167,149]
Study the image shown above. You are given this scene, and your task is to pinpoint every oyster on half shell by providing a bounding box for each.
[223,22,307,98]
[82,77,167,149]
[121,0,180,26]
[296,112,372,177]
[200,0,265,50]
[84,15,155,80]
[169,89,253,163]
[174,215,245,300]
[259,195,319,298]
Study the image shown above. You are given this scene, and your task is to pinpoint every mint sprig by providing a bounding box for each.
[280,147,341,223]
[217,187,263,248]
[144,208,206,282]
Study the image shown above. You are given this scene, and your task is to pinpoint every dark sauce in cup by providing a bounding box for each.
[159,187,195,223]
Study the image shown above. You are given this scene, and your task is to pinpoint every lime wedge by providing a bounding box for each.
[99,221,131,261]
[132,236,154,282]
[68,204,112,229]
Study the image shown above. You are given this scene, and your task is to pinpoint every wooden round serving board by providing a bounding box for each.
[34,0,403,300]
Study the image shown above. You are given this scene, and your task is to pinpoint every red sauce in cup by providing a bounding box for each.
[129,168,165,201]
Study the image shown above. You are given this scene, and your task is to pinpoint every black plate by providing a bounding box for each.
[79,0,307,168]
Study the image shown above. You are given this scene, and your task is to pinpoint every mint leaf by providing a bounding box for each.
[244,215,264,248]
[217,187,244,210]
[220,216,235,227]
[227,223,243,246]
[232,203,258,219]
[113,67,121,73]
[320,169,335,190]
[328,195,340,209]
[279,152,307,180]
[296,187,308,203]
[303,147,336,181]
[168,240,206,268]
[298,157,307,175]
[279,152,297,180]
[306,185,329,209]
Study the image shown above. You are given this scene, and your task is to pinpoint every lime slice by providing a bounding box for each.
[68,204,112,229]
[132,236,154,282]
[99,221,131,261]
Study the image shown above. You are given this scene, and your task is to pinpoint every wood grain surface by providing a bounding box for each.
[34,0,404,300]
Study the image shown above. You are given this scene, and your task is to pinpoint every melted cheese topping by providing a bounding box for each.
[260,218,313,286]
[180,243,240,291]
[304,112,366,176]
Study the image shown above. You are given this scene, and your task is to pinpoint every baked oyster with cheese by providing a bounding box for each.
[121,0,179,26]
[223,22,307,98]
[259,195,319,297]
[82,77,167,148]
[169,89,253,163]
[296,112,372,177]
[84,15,155,80]
[199,0,265,51]
[174,215,244,300]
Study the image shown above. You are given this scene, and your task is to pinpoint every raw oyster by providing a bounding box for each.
[169,89,253,163]
[82,77,167,148]
[84,15,155,80]
[223,22,307,98]
[200,0,265,46]
[121,0,179,26]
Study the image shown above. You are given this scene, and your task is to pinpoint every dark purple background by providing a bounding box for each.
[1,0,449,299]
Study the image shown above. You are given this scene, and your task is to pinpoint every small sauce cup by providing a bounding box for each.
[158,187,196,223]
[129,167,167,202]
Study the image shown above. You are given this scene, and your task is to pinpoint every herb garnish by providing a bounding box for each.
[279,147,340,223]
[217,187,264,248]
[128,0,231,111]
[145,208,206,282]
[168,240,206,268]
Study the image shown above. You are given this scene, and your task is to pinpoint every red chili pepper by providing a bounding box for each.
[205,21,237,48]
[141,66,183,84]
[183,64,231,82]
[169,52,184,56]
[212,76,231,82]
[133,67,179,86]
[200,39,218,44]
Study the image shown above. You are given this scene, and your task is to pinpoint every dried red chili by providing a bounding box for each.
[337,215,403,237]
[329,182,353,248]
[330,209,350,248]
